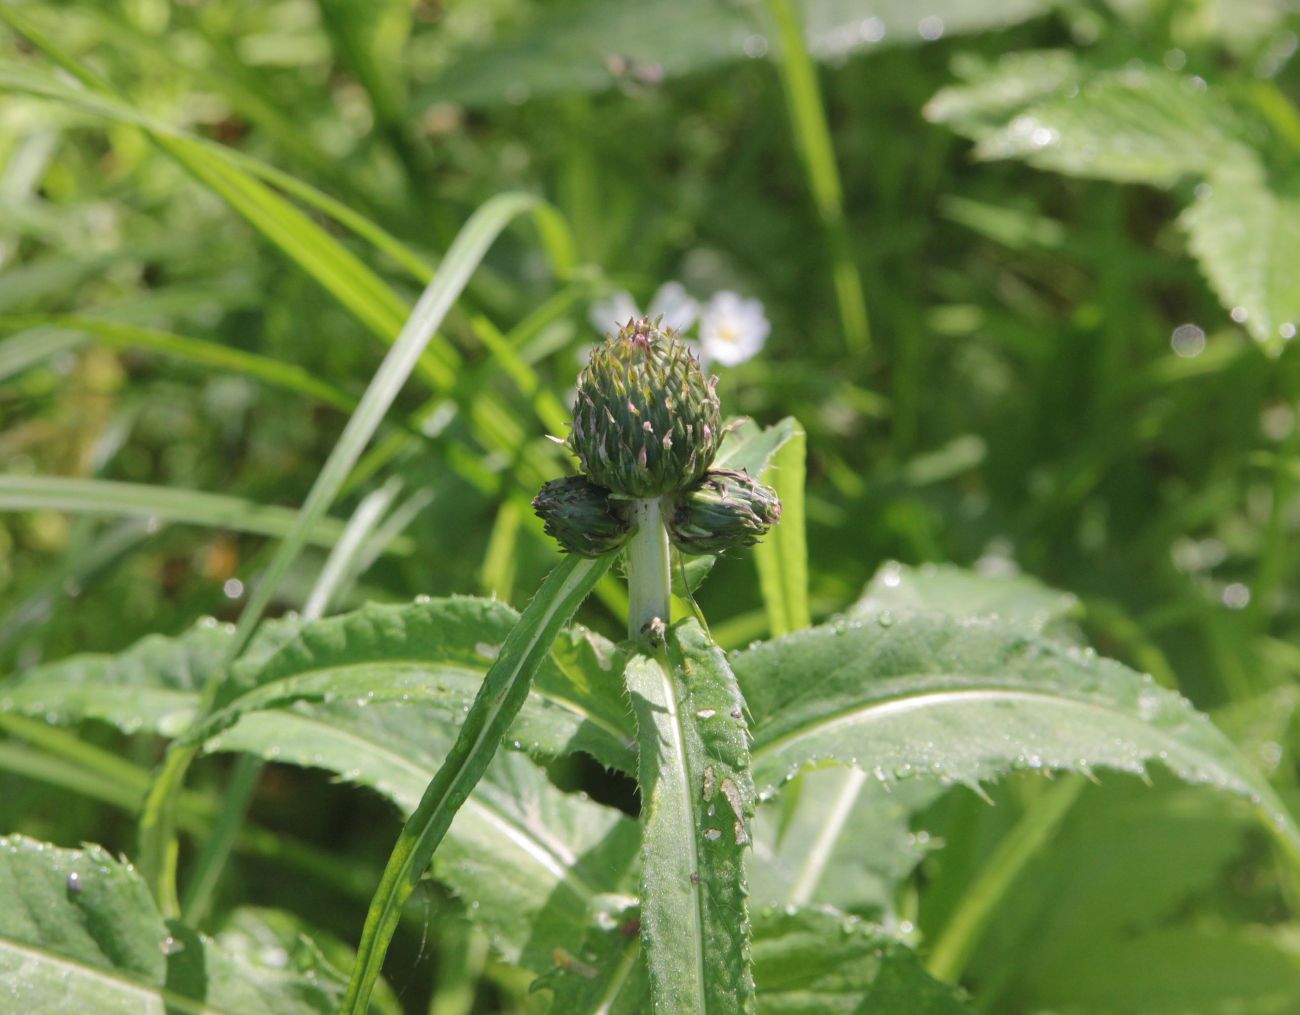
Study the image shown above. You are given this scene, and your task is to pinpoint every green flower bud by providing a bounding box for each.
[569,317,721,497]
[668,468,782,556]
[532,475,634,557]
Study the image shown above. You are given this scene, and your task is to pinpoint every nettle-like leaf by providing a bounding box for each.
[415,0,1053,108]
[0,616,297,737]
[928,50,1300,343]
[203,596,633,773]
[625,621,756,1013]
[736,611,1300,856]
[0,835,343,1014]
[1,595,637,773]
[752,907,969,1014]
[206,701,639,973]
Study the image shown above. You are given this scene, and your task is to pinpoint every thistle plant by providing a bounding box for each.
[535,316,781,638]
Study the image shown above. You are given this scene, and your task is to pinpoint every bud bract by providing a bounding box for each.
[569,317,721,497]
[532,475,634,557]
[668,468,782,556]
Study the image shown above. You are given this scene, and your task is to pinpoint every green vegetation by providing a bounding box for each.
[5,1,1300,1011]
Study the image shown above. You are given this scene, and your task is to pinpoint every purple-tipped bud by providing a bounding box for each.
[667,468,782,556]
[532,475,634,557]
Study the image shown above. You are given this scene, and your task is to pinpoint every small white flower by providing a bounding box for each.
[588,281,699,336]
[698,291,769,367]
[647,281,699,332]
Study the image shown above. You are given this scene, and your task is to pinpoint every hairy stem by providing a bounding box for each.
[626,497,671,640]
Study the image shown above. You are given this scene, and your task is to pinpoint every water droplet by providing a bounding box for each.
[66,872,81,893]
[877,611,894,628]
[1170,322,1205,358]
[223,578,244,600]
[742,34,768,58]
[696,708,716,719]
[703,828,722,842]
[917,15,945,40]
[160,935,185,956]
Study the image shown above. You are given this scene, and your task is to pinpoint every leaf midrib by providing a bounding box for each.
[219,711,603,902]
[751,684,1198,765]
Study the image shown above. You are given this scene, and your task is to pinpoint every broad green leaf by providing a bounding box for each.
[531,900,648,1014]
[850,561,1078,634]
[625,622,756,1014]
[207,703,639,972]
[749,767,940,916]
[416,0,1053,108]
[754,422,809,636]
[735,614,1300,858]
[0,616,299,738]
[929,54,1253,186]
[751,907,969,1014]
[182,595,634,771]
[341,554,612,1014]
[0,835,343,1014]
[1182,165,1300,343]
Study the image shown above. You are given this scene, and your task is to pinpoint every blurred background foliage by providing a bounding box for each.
[5,0,1300,1011]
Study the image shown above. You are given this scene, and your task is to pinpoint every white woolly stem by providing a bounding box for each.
[626,497,671,640]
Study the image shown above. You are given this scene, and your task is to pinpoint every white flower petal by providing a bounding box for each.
[699,290,769,367]
[648,280,699,332]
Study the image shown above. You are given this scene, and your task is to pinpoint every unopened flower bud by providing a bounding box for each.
[532,475,634,557]
[569,317,721,497]
[668,468,782,556]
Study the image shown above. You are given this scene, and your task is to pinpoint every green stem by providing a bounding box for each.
[626,498,671,640]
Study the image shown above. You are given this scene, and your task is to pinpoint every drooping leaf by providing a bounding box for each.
[624,622,756,1014]
[751,907,969,1014]
[188,594,634,771]
[735,614,1300,857]
[415,0,1054,108]
[849,561,1078,635]
[0,835,344,1014]
[207,702,639,973]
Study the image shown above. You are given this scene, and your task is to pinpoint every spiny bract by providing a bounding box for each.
[569,317,721,498]
[532,475,633,557]
[668,468,782,556]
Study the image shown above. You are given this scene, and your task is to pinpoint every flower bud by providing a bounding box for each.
[569,317,721,497]
[532,475,633,557]
[667,468,782,556]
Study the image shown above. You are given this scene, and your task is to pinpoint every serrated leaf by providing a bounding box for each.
[751,907,969,1014]
[0,835,343,1014]
[207,702,639,973]
[625,622,756,1013]
[1182,166,1300,343]
[198,595,635,771]
[0,616,298,738]
[416,0,1052,108]
[850,561,1078,634]
[735,614,1300,857]
[931,54,1253,186]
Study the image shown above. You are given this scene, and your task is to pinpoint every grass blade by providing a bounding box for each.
[0,476,390,550]
[753,421,809,636]
[624,622,756,1014]
[340,552,612,1014]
